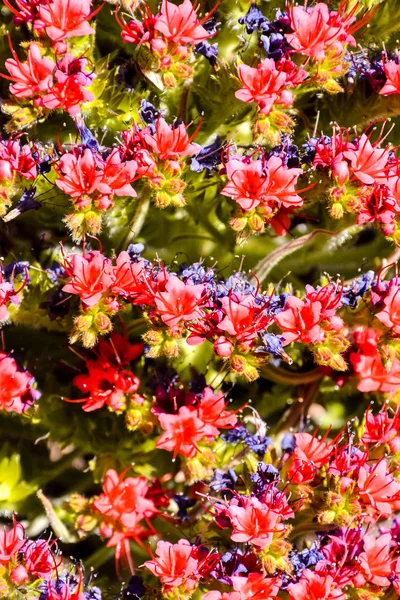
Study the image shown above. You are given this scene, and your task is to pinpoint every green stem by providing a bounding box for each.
[251,229,337,284]
[119,186,151,251]
[84,544,115,570]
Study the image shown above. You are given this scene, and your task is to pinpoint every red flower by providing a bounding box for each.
[155,0,213,44]
[357,186,397,233]
[111,252,151,302]
[217,293,271,348]
[72,362,140,412]
[0,135,37,180]
[144,539,201,590]
[70,332,142,412]
[274,295,323,344]
[62,251,114,307]
[235,59,293,115]
[4,43,54,99]
[350,350,400,393]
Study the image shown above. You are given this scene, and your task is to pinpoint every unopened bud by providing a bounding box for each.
[81,328,98,348]
[74,313,93,331]
[94,312,112,332]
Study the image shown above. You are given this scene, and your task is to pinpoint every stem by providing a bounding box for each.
[261,364,323,385]
[37,489,78,543]
[251,229,337,284]
[119,186,151,252]
[84,544,115,570]
[273,377,322,434]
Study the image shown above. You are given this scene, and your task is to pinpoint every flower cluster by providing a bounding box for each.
[64,406,400,598]
[3,1,400,599]
[117,0,219,88]
[0,517,101,599]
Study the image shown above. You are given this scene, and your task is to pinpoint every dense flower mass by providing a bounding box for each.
[3,0,400,599]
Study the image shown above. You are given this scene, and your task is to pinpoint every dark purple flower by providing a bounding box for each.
[191,137,224,173]
[239,4,268,34]
[342,271,375,308]
[194,41,218,66]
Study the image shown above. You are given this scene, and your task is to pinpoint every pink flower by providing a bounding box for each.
[23,540,54,579]
[144,539,200,589]
[0,136,37,180]
[274,295,323,344]
[41,54,94,116]
[375,284,400,335]
[357,187,397,232]
[358,459,400,515]
[285,3,355,60]
[221,158,271,211]
[156,406,207,458]
[111,252,146,299]
[343,134,389,185]
[380,61,400,95]
[358,533,392,586]
[231,573,282,600]
[350,351,400,393]
[287,568,337,600]
[4,43,54,99]
[221,156,302,212]
[155,0,212,44]
[198,387,238,435]
[0,521,25,565]
[144,117,198,161]
[235,59,292,115]
[154,275,206,328]
[227,496,281,549]
[55,149,101,199]
[92,469,156,529]
[0,273,21,322]
[362,407,400,446]
[0,352,37,414]
[97,149,137,198]
[37,0,95,41]
[203,593,240,600]
[62,251,114,307]
[293,432,332,467]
